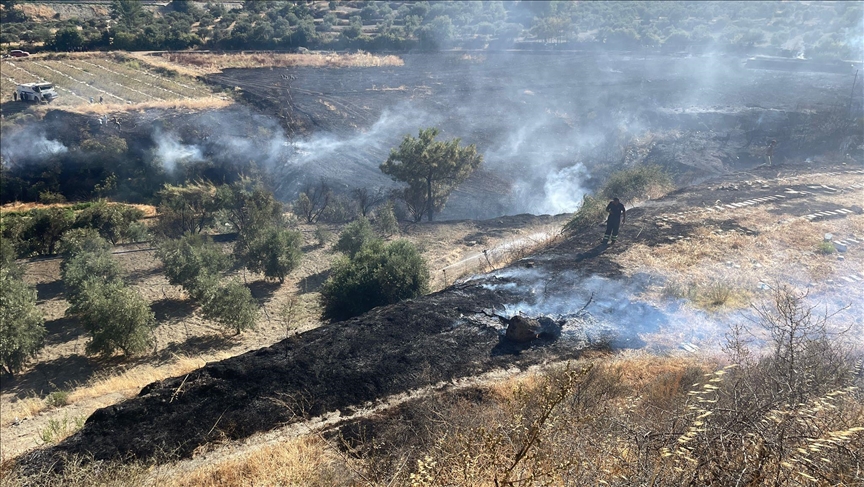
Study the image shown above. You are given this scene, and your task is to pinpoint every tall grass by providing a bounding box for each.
[564,164,673,233]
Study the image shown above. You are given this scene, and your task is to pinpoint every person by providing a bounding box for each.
[602,197,626,245]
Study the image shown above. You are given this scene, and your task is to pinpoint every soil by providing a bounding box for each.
[18,158,862,472]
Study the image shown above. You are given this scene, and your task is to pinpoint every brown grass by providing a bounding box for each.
[153,51,404,75]
[170,436,352,487]
[32,97,232,116]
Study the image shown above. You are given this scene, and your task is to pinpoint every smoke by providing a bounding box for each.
[152,128,203,173]
[0,129,67,163]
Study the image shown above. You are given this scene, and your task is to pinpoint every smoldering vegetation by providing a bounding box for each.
[3,51,862,218]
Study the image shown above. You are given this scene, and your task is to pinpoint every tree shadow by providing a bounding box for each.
[43,316,85,347]
[297,269,331,294]
[155,334,236,361]
[36,280,66,302]
[151,298,197,323]
[248,280,282,303]
[1,354,96,399]
[125,266,163,284]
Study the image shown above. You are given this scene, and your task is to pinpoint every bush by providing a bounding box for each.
[61,247,124,309]
[564,165,672,233]
[17,208,74,256]
[155,182,221,238]
[58,228,111,255]
[0,265,45,375]
[320,239,429,320]
[240,226,303,283]
[817,240,836,254]
[201,280,258,334]
[0,237,22,280]
[334,217,378,258]
[375,201,399,236]
[155,233,231,301]
[74,280,156,357]
[45,390,70,408]
[315,225,332,247]
[74,201,144,245]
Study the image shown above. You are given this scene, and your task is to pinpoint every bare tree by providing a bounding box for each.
[294,180,332,224]
[352,187,386,218]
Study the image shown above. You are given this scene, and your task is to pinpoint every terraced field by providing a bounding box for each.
[0,54,225,110]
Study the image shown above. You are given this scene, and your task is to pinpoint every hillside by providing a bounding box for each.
[5,157,863,485]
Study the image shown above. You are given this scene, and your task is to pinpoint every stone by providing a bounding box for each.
[835,242,848,252]
[824,233,833,241]
[504,315,541,343]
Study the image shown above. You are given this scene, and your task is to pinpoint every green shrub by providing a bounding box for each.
[599,164,672,201]
[74,201,144,245]
[320,239,429,320]
[817,241,836,254]
[334,217,378,258]
[155,182,221,238]
[37,414,85,445]
[155,233,231,301]
[45,390,70,408]
[375,201,399,236]
[315,225,333,247]
[16,208,74,256]
[58,228,111,255]
[38,191,67,204]
[240,226,303,283]
[0,237,22,280]
[74,280,156,357]
[61,248,125,309]
[564,165,672,233]
[201,280,259,334]
[0,265,45,375]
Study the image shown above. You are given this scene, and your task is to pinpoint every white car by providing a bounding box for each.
[14,82,58,103]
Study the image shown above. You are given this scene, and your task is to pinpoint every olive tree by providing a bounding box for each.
[0,263,44,375]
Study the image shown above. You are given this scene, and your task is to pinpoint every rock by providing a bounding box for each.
[835,242,847,252]
[824,233,833,241]
[837,255,845,261]
[505,315,541,343]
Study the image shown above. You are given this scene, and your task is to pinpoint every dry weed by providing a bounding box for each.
[33,97,232,116]
[153,51,404,76]
[169,436,352,487]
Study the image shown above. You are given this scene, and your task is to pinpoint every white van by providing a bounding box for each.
[14,82,58,103]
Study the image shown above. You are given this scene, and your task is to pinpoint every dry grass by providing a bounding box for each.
[0,352,231,428]
[153,51,404,75]
[169,436,352,487]
[32,97,232,116]
[17,4,55,20]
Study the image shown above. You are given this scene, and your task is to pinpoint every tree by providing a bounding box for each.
[293,181,331,224]
[58,228,112,256]
[111,0,145,29]
[61,245,124,308]
[380,128,482,222]
[74,201,143,245]
[216,178,283,236]
[0,261,44,375]
[334,217,378,258]
[74,280,156,357]
[155,182,222,238]
[155,233,231,301]
[17,208,74,256]
[240,226,303,283]
[352,187,386,217]
[320,239,428,320]
[50,27,85,51]
[200,279,258,334]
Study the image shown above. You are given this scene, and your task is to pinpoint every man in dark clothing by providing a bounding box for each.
[602,197,626,244]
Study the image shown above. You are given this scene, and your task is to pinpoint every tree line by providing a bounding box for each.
[1,1,859,59]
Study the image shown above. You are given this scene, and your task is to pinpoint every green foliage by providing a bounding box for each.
[16,208,74,256]
[155,233,231,301]
[155,182,221,238]
[201,279,258,334]
[58,228,111,255]
[320,239,429,320]
[216,177,283,236]
[37,414,85,445]
[0,264,45,375]
[334,217,378,258]
[315,225,333,247]
[564,165,672,233]
[75,280,156,357]
[0,237,22,280]
[74,201,144,245]
[61,246,124,309]
[38,191,66,204]
[375,201,400,237]
[380,128,482,222]
[45,390,70,408]
[240,226,303,283]
[817,241,836,254]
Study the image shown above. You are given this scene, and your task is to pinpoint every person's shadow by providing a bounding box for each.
[574,243,609,262]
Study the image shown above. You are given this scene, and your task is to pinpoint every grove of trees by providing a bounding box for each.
[0,1,859,60]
